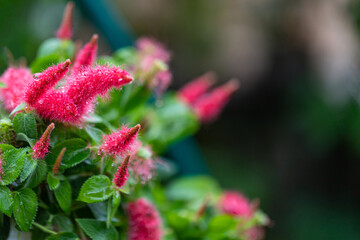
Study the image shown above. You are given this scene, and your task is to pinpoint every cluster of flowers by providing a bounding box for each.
[0,2,265,240]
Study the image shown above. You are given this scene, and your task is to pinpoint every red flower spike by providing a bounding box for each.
[178,72,217,105]
[33,89,79,123]
[71,34,98,74]
[98,124,140,158]
[127,198,162,240]
[52,147,66,175]
[0,67,33,111]
[131,145,156,184]
[25,60,71,106]
[193,79,239,123]
[56,2,74,40]
[136,37,171,63]
[32,123,55,159]
[65,66,133,116]
[113,155,130,189]
[244,227,265,240]
[218,191,254,218]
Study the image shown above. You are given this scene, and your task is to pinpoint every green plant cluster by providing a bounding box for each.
[0,26,267,240]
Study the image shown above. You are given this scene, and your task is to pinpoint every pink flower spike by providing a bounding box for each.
[131,146,156,184]
[32,123,55,159]
[127,198,162,240]
[244,227,265,240]
[113,155,130,189]
[52,147,66,175]
[193,79,240,123]
[25,59,71,106]
[178,72,217,105]
[0,67,33,111]
[71,34,98,74]
[33,90,79,123]
[154,70,172,97]
[98,124,140,158]
[56,2,74,40]
[219,191,254,218]
[65,66,133,116]
[136,37,171,63]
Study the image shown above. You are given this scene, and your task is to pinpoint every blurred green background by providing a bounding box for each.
[1,0,360,239]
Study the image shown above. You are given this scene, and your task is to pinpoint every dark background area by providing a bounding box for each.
[1,0,360,239]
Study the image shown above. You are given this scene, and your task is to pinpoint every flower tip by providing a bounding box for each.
[90,34,98,46]
[48,122,55,131]
[131,124,141,134]
[64,59,71,67]
[56,2,74,40]
[226,78,240,93]
[203,71,217,85]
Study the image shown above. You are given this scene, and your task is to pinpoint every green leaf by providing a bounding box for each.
[166,211,191,231]
[207,215,238,234]
[47,232,79,240]
[145,94,199,153]
[0,186,13,217]
[45,139,90,170]
[31,54,62,74]
[84,126,104,144]
[20,155,38,182]
[113,47,137,64]
[47,173,60,190]
[12,113,38,139]
[37,38,74,58]
[0,143,15,152]
[88,202,107,221]
[16,133,35,147]
[13,188,38,231]
[54,179,72,214]
[77,175,114,203]
[52,214,74,232]
[9,102,26,117]
[76,219,118,240]
[111,191,121,217]
[0,148,27,185]
[167,175,221,201]
[23,160,47,189]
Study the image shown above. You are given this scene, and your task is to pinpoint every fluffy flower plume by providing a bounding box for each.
[178,72,216,105]
[98,124,140,158]
[0,67,33,111]
[127,198,162,240]
[193,79,239,123]
[113,155,130,189]
[154,70,172,97]
[244,227,265,240]
[25,59,71,106]
[136,37,171,63]
[219,191,254,218]
[56,2,74,40]
[32,123,55,159]
[52,147,66,175]
[136,38,172,94]
[33,90,79,123]
[71,34,98,74]
[130,146,156,184]
[65,66,133,116]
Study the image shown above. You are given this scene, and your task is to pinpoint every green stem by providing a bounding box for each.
[38,201,49,210]
[32,222,56,235]
[74,212,87,239]
[106,197,112,228]
[100,157,104,175]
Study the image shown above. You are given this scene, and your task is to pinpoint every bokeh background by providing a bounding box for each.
[1,0,360,239]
